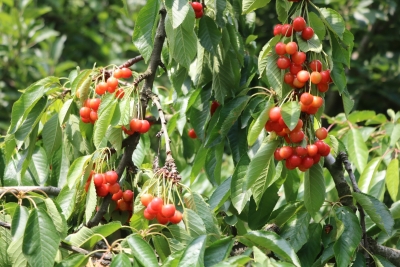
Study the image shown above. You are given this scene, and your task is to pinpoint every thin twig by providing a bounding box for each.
[0,221,10,229]
[0,186,61,196]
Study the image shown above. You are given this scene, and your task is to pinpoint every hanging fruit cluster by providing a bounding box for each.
[191,2,203,19]
[263,3,336,172]
[141,193,183,225]
[80,98,101,123]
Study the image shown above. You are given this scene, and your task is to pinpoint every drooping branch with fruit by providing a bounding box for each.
[0,0,400,266]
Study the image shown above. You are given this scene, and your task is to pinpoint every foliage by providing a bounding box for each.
[0,0,400,267]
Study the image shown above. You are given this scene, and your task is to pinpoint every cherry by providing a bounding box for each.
[105,170,118,184]
[144,208,156,220]
[264,120,274,132]
[191,2,203,12]
[157,213,169,224]
[146,203,158,215]
[301,27,314,40]
[278,117,287,127]
[93,173,105,187]
[80,107,91,119]
[295,146,308,157]
[285,159,297,170]
[121,68,132,78]
[296,70,310,83]
[310,72,322,84]
[309,60,322,72]
[118,199,129,211]
[95,82,107,95]
[107,77,119,91]
[122,126,134,135]
[169,210,183,224]
[89,111,98,122]
[319,143,331,156]
[307,106,319,115]
[161,204,176,218]
[151,197,164,212]
[210,101,220,115]
[122,190,134,202]
[195,10,203,19]
[301,156,314,169]
[273,24,283,36]
[84,181,90,192]
[188,129,197,139]
[316,127,328,140]
[307,144,319,156]
[141,193,153,207]
[90,98,101,111]
[274,148,283,161]
[289,130,305,143]
[275,42,287,55]
[292,78,305,89]
[317,83,329,92]
[293,119,303,131]
[109,183,121,194]
[115,88,125,99]
[114,69,123,79]
[291,51,306,65]
[313,154,321,164]
[320,70,331,84]
[300,92,313,105]
[279,146,293,159]
[287,155,302,168]
[277,56,291,69]
[138,120,150,134]
[293,17,306,32]
[311,96,324,108]
[269,107,281,122]
[112,190,123,201]
[281,24,293,37]
[284,72,294,84]
[96,183,109,197]
[290,63,303,75]
[130,119,142,132]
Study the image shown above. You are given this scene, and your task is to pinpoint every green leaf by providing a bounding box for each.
[152,235,171,262]
[308,12,326,41]
[42,113,62,159]
[358,157,382,194]
[56,184,77,220]
[331,60,347,94]
[342,93,354,118]
[22,208,61,267]
[242,0,271,14]
[132,0,160,62]
[58,99,73,126]
[0,225,11,267]
[231,154,251,213]
[211,54,237,105]
[204,237,233,267]
[85,178,97,224]
[178,235,207,267]
[281,101,301,131]
[258,35,280,77]
[347,128,368,174]
[44,198,67,238]
[353,192,394,235]
[284,169,300,202]
[66,155,92,188]
[319,8,345,39]
[251,158,277,207]
[208,176,231,211]
[132,134,150,167]
[244,139,280,191]
[296,31,322,53]
[189,87,212,140]
[373,255,396,267]
[276,0,290,22]
[220,96,249,137]
[190,45,213,88]
[390,124,400,146]
[183,209,207,238]
[29,146,49,186]
[247,98,273,146]
[298,224,323,266]
[266,53,283,96]
[386,159,400,202]
[110,253,131,267]
[304,163,325,214]
[165,0,190,29]
[242,231,301,267]
[333,207,362,267]
[55,254,89,267]
[94,100,117,148]
[127,234,159,267]
[280,210,311,252]
[198,16,222,55]
[71,70,92,103]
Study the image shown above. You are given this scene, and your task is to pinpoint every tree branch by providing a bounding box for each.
[0,186,61,197]
[87,7,167,228]
[0,221,10,229]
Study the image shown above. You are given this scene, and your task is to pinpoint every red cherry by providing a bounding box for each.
[274,148,283,161]
[287,155,302,168]
[144,208,156,220]
[317,83,329,93]
[311,72,322,84]
[191,2,203,12]
[311,96,324,108]
[147,203,158,215]
[319,143,331,156]
[90,98,101,111]
[300,93,313,106]
[289,130,305,143]
[195,10,203,19]
[122,190,134,202]
[161,204,176,218]
[109,183,121,195]
[290,63,303,75]
[115,88,125,99]
[107,77,119,91]
[264,120,274,132]
[281,24,293,37]
[122,125,134,135]
[188,129,197,139]
[112,190,123,201]
[105,171,118,184]
[279,146,293,159]
[138,120,150,134]
[84,181,90,192]
[309,60,322,72]
[291,51,306,65]
[292,78,305,89]
[293,17,306,32]
[118,199,129,211]
[113,69,123,79]
[269,107,281,122]
[121,68,132,78]
[296,70,310,83]
[315,127,328,140]
[293,119,303,131]
[301,27,314,40]
[169,211,183,224]
[130,119,142,132]
[284,72,294,84]
[89,111,98,122]
[275,42,287,55]
[151,197,164,212]
[273,24,283,36]
[210,101,220,115]
[80,107,91,119]
[93,173,105,187]
[141,193,153,207]
[277,56,291,69]
[295,146,308,157]
[301,156,314,169]
[157,213,169,224]
[313,154,321,164]
[95,82,107,95]
[307,144,319,156]
[320,70,331,84]
[96,183,109,197]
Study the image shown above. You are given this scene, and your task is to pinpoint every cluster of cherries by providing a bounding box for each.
[121,118,151,135]
[95,67,132,99]
[265,107,330,171]
[80,98,101,124]
[191,2,203,19]
[273,16,314,40]
[141,194,183,225]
